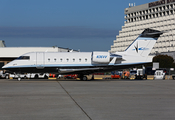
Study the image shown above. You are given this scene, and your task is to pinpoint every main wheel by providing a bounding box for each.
[82,76,88,81]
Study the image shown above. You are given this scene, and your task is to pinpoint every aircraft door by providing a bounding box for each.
[36,52,45,69]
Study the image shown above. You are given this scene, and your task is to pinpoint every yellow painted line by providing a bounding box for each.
[95,78,103,79]
[48,78,56,79]
[147,78,154,80]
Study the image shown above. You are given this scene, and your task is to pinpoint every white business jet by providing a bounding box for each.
[3,28,163,80]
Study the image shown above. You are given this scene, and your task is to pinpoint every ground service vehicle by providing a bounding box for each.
[0,71,9,79]
[64,74,77,79]
[111,71,122,79]
[121,71,130,79]
[154,70,165,80]
[135,69,147,80]
[172,74,175,80]
[130,70,137,75]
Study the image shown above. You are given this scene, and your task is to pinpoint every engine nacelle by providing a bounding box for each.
[92,52,110,64]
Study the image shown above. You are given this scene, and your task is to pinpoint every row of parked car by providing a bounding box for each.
[0,71,64,80]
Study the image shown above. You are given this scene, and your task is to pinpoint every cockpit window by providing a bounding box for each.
[17,56,30,60]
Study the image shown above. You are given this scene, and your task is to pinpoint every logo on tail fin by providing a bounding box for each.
[134,42,138,53]
[133,42,149,53]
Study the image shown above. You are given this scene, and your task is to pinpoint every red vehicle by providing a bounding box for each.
[49,74,56,78]
[64,74,77,79]
[111,74,121,79]
[111,71,122,79]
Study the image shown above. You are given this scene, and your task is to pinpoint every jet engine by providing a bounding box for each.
[92,52,110,64]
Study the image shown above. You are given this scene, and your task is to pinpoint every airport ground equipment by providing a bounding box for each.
[64,74,77,79]
[154,70,165,80]
[111,71,122,79]
[0,71,9,79]
[135,68,147,80]
[121,71,130,79]
[171,74,175,80]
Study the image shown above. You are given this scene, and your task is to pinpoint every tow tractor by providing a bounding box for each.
[111,71,122,79]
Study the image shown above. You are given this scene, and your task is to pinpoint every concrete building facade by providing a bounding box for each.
[110,0,175,54]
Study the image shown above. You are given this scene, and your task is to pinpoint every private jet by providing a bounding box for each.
[3,28,163,80]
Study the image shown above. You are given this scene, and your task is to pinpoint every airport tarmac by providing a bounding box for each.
[0,79,175,120]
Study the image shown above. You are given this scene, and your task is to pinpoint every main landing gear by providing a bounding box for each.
[78,74,88,81]
[78,74,94,81]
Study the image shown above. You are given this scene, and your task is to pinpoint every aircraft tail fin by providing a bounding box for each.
[124,28,163,57]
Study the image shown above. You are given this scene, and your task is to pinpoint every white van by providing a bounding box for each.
[154,70,165,80]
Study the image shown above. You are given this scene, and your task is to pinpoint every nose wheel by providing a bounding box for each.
[17,74,21,81]
[17,77,21,81]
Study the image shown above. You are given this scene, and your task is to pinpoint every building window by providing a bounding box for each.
[156,13,158,17]
[139,11,142,15]
[156,7,158,12]
[149,9,151,13]
[152,14,155,18]
[134,12,136,16]
[159,12,162,17]
[170,10,173,15]
[166,11,169,15]
[170,4,173,9]
[166,5,169,9]
[159,7,162,11]
[152,8,155,12]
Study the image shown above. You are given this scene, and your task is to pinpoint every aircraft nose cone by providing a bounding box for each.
[2,64,10,69]
[2,65,7,69]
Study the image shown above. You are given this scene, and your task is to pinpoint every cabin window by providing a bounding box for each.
[79,58,81,62]
[66,59,69,62]
[73,59,75,62]
[85,58,87,62]
[17,56,30,60]
[54,58,56,62]
[60,58,63,62]
[48,58,50,62]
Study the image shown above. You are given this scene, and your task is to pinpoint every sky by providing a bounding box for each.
[0,0,155,52]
